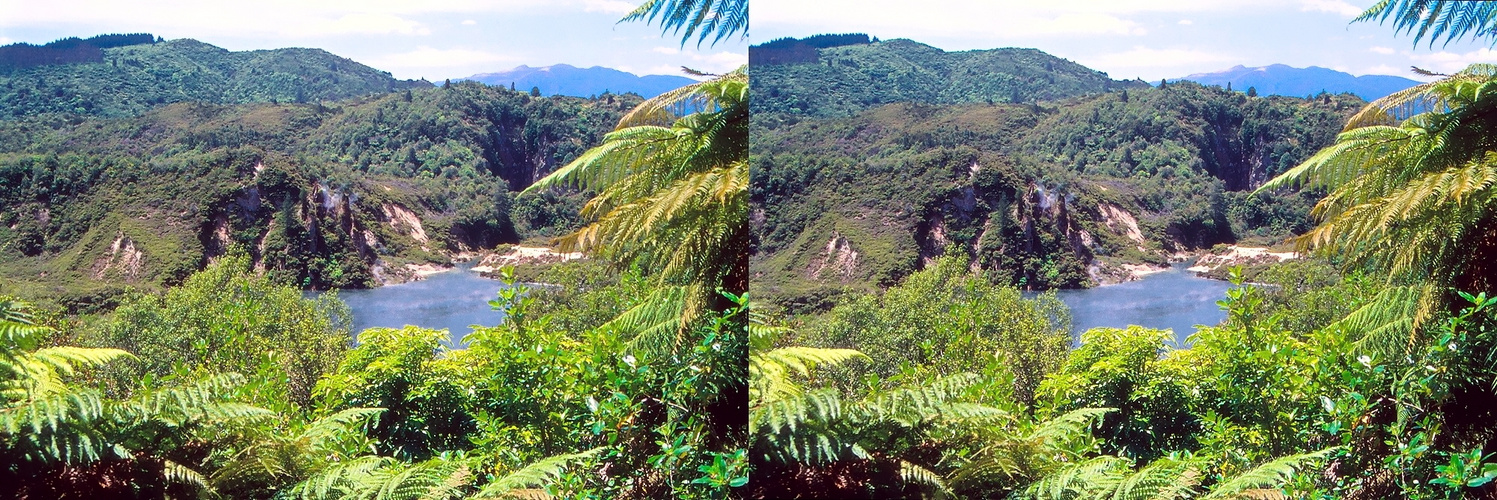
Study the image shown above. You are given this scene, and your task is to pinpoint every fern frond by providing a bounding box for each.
[751,346,866,403]
[162,458,212,493]
[899,459,954,497]
[474,448,603,498]
[1029,407,1117,443]
[1020,455,1131,500]
[1200,448,1337,500]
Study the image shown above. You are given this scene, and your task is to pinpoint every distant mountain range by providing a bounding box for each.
[1174,64,1421,101]
[459,64,696,99]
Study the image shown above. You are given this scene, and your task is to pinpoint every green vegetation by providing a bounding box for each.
[0,38,428,119]
[749,38,1150,118]
[624,0,748,46]
[1259,63,1497,325]
[752,71,1356,310]
[0,80,638,308]
[0,2,750,494]
[0,256,746,498]
[1356,0,1497,47]
[528,68,749,311]
[751,21,1497,497]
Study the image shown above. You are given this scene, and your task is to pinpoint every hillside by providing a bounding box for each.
[1175,64,1420,101]
[0,82,636,310]
[752,78,1358,312]
[749,37,1149,118]
[0,37,429,118]
[459,64,696,98]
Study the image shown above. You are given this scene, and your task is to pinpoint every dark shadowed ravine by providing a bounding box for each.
[318,261,509,347]
[1038,262,1236,346]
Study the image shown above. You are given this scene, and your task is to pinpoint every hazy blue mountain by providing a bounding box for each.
[459,64,696,98]
[1175,64,1420,101]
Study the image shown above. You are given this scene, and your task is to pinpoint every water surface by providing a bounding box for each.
[322,262,508,347]
[1041,263,1235,346]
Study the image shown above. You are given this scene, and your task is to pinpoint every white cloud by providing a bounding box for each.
[752,0,1176,39]
[1079,46,1235,80]
[621,64,693,77]
[0,0,640,37]
[1409,48,1497,74]
[283,13,430,37]
[1357,64,1405,76]
[0,37,11,45]
[1178,19,1193,25]
[1299,0,1362,17]
[652,46,680,55]
[582,0,634,14]
[1369,46,1394,55]
[367,46,516,70]
[461,19,477,25]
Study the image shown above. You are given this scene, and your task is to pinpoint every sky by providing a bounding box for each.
[755,0,1496,82]
[0,0,748,81]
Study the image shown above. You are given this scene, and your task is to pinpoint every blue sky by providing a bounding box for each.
[0,0,747,81]
[756,0,1495,82]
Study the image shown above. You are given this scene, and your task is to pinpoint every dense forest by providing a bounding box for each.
[0,37,430,119]
[749,37,1151,119]
[0,33,158,69]
[750,1,1497,497]
[752,71,1358,310]
[0,81,637,309]
[0,0,751,492]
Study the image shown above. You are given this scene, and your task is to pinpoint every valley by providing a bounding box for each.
[751,36,1356,311]
[0,42,640,310]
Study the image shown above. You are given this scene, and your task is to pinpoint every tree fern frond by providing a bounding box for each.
[1200,448,1337,500]
[1029,408,1117,443]
[162,458,212,493]
[474,448,603,498]
[1020,455,1131,500]
[899,459,954,497]
[300,407,385,443]
[751,346,866,403]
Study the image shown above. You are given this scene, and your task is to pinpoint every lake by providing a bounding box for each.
[1039,262,1236,346]
[327,260,1232,349]
[321,261,508,347]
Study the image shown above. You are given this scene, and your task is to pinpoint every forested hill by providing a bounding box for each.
[0,82,635,309]
[749,36,1150,118]
[0,37,430,119]
[752,77,1360,312]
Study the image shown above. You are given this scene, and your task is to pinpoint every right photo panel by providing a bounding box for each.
[747,1,1497,498]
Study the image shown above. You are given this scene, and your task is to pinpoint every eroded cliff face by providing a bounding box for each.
[191,168,517,289]
[755,153,1176,314]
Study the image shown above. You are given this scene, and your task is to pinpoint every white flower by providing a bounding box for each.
[623,354,636,367]
[1358,355,1372,367]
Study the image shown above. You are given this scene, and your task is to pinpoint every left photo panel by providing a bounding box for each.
[0,0,749,497]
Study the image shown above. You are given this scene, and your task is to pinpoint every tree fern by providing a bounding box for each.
[1355,0,1497,48]
[620,0,748,47]
[1017,448,1336,500]
[472,448,602,498]
[1,300,272,494]
[1256,63,1497,341]
[525,69,748,309]
[1199,448,1336,500]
